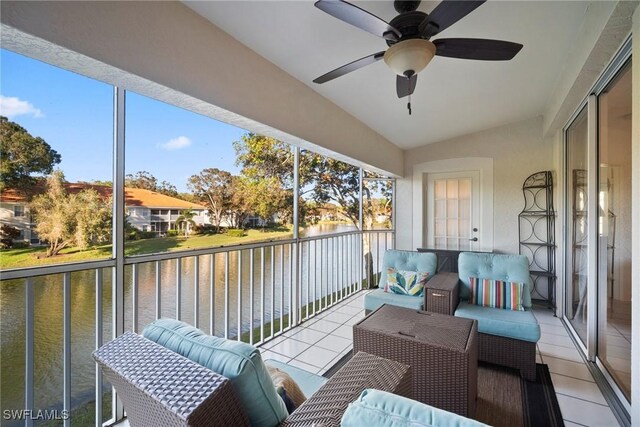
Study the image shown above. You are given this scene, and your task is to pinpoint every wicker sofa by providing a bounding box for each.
[429,252,541,381]
[93,321,413,427]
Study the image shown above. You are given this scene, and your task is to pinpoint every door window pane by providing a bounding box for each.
[433,178,471,249]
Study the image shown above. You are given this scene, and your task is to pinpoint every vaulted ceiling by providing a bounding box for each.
[185,1,591,149]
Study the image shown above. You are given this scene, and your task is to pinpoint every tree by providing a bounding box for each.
[0,224,21,249]
[30,171,112,257]
[175,209,196,237]
[88,179,113,187]
[187,168,233,232]
[234,133,361,227]
[124,170,157,191]
[0,116,61,193]
[362,179,393,229]
[233,133,315,192]
[226,176,252,229]
[237,176,287,229]
[125,171,178,197]
[157,180,179,197]
[306,155,360,227]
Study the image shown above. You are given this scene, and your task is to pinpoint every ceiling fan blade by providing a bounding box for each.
[419,0,485,37]
[314,51,386,84]
[396,74,417,98]
[315,0,401,41]
[434,38,523,60]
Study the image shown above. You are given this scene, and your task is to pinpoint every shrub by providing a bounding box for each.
[138,231,157,240]
[126,230,156,241]
[226,228,246,237]
[11,241,30,249]
[194,224,217,235]
[167,230,181,237]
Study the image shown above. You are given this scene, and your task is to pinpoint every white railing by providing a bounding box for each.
[0,229,394,427]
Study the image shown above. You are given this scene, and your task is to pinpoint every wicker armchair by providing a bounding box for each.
[426,252,541,381]
[93,332,412,427]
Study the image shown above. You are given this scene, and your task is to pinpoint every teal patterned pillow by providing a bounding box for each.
[384,268,429,297]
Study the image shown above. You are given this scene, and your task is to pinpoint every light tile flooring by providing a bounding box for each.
[566,299,632,397]
[258,291,622,427]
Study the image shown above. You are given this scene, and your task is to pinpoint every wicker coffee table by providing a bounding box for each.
[353,304,478,417]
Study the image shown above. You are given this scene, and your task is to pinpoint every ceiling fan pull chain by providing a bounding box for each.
[407,94,412,115]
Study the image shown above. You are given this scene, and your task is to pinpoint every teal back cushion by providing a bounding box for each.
[341,389,489,427]
[458,252,532,308]
[143,319,288,427]
[378,250,437,289]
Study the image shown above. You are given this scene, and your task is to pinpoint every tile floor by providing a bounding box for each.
[258,290,622,427]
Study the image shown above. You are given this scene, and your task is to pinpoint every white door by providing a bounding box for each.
[426,171,480,251]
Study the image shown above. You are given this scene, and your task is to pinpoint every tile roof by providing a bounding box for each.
[124,187,205,209]
[1,183,206,210]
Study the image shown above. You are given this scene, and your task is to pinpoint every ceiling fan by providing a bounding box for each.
[313,0,523,114]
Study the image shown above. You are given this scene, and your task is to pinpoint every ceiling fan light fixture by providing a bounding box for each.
[384,39,436,76]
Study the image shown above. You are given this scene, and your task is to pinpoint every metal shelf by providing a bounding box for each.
[518,171,556,308]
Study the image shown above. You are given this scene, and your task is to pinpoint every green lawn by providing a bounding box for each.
[0,228,293,269]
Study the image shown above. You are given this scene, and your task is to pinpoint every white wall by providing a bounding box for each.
[543,1,637,136]
[0,1,403,177]
[126,207,150,232]
[0,202,32,242]
[396,116,555,256]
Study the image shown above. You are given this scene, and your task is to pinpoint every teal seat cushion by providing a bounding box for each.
[364,288,424,312]
[458,252,533,308]
[454,302,540,342]
[341,389,489,427]
[143,319,288,427]
[264,359,328,398]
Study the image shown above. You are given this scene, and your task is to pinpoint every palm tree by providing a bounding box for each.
[175,209,197,237]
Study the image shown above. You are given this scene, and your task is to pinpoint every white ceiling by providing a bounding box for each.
[185,1,591,149]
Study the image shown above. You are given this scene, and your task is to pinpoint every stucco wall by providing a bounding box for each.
[396,116,554,256]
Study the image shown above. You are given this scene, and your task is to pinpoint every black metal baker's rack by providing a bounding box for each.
[518,171,556,308]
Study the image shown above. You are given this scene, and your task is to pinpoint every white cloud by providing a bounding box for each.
[159,136,192,151]
[0,95,44,118]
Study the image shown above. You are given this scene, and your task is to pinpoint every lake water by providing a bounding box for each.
[0,224,391,423]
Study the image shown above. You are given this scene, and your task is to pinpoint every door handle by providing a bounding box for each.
[469,237,478,242]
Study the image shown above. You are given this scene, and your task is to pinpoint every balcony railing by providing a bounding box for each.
[0,229,394,427]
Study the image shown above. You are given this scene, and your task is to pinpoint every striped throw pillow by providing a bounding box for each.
[469,277,525,311]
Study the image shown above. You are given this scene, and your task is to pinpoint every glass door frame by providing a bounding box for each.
[561,36,632,413]
[562,95,597,358]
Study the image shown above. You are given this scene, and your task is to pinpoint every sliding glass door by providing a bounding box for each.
[596,61,632,401]
[564,49,631,410]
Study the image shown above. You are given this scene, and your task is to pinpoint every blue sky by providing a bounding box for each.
[1,49,246,192]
